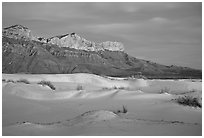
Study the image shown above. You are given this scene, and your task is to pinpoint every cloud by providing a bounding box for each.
[85,23,136,33]
[90,3,140,13]
[150,17,170,24]
[121,4,140,13]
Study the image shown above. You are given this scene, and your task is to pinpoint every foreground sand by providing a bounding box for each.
[2,73,202,136]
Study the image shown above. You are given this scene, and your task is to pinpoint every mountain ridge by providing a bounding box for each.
[2,24,202,79]
[3,24,124,52]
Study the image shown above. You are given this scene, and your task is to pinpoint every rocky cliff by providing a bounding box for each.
[3,25,124,52]
[2,25,202,78]
[3,24,33,40]
[47,33,124,52]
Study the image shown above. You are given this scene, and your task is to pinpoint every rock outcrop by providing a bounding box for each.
[36,37,47,43]
[47,33,124,52]
[100,41,124,51]
[3,24,33,40]
[3,25,124,52]
[47,33,103,51]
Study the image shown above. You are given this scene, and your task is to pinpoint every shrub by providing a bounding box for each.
[111,86,127,90]
[122,105,128,113]
[76,85,83,90]
[175,96,201,108]
[159,87,170,94]
[102,87,126,90]
[16,79,30,84]
[7,79,15,83]
[118,87,126,90]
[38,80,56,90]
[113,86,117,89]
[102,87,110,90]
[114,105,128,114]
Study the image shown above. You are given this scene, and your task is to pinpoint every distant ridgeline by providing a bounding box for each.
[2,24,202,79]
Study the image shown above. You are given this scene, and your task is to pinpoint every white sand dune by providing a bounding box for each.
[3,110,201,136]
[3,82,174,100]
[2,73,148,89]
[3,83,124,100]
[2,73,201,100]
[2,73,202,136]
[2,73,149,100]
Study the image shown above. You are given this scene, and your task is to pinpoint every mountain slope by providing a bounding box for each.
[2,25,202,78]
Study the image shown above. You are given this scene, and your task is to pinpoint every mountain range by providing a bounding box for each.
[2,24,202,79]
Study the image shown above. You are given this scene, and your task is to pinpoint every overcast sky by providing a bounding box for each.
[2,2,202,69]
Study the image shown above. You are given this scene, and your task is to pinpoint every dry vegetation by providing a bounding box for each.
[159,87,170,94]
[76,85,83,90]
[16,79,30,84]
[6,79,15,83]
[114,105,128,114]
[174,96,201,108]
[37,80,56,90]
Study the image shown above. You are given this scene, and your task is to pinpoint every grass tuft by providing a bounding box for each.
[122,105,128,113]
[16,79,30,84]
[114,105,128,114]
[159,87,170,94]
[37,80,56,90]
[7,79,15,83]
[113,86,126,89]
[76,85,83,90]
[175,96,201,108]
[102,86,127,90]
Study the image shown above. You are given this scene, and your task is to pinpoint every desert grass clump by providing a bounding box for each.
[38,80,56,90]
[118,87,126,90]
[175,96,201,108]
[7,79,15,83]
[111,86,127,90]
[102,87,110,90]
[113,86,117,89]
[16,79,30,84]
[76,85,83,90]
[159,87,170,94]
[122,105,128,113]
[114,105,128,114]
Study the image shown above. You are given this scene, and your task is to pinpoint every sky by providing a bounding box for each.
[2,2,202,69]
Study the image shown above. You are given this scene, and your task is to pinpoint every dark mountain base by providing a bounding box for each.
[2,36,202,79]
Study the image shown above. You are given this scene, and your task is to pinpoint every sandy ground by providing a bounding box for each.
[2,73,202,136]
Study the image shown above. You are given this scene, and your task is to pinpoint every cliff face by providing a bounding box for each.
[47,33,124,52]
[2,25,202,78]
[2,25,124,52]
[3,24,33,40]
[48,33,104,51]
